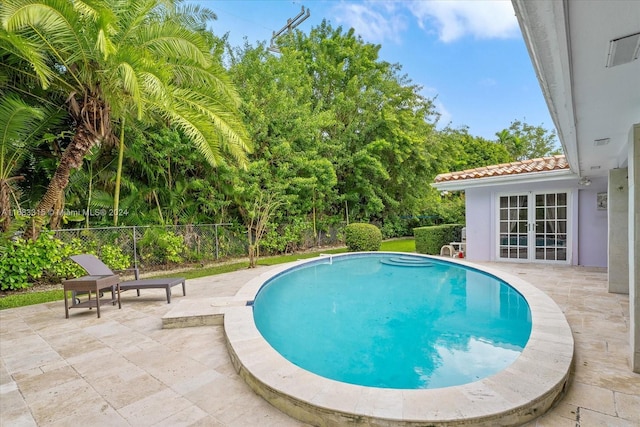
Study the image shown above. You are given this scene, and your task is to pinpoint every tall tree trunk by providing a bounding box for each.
[0,180,11,233]
[24,125,98,240]
[48,193,64,230]
[85,160,93,229]
[113,117,125,226]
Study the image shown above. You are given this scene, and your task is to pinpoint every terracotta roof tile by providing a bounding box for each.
[434,155,569,183]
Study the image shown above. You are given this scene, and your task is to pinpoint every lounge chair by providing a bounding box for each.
[70,254,186,304]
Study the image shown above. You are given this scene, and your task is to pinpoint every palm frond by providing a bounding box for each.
[0,28,57,89]
[0,94,44,144]
[171,86,251,156]
[162,108,221,167]
[115,61,142,118]
[86,188,113,209]
[139,70,169,102]
[171,62,242,109]
[111,0,157,43]
[172,3,217,30]
[78,0,119,59]
[0,94,45,178]
[133,21,210,68]
[1,0,90,88]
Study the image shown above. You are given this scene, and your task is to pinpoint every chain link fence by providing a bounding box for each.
[53,223,345,274]
[53,224,247,274]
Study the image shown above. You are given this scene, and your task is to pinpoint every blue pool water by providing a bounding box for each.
[253,254,532,389]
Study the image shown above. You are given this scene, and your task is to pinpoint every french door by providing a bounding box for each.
[497,192,569,263]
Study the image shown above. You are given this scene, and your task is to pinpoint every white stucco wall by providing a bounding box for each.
[464,188,493,261]
[462,176,607,267]
[578,177,609,267]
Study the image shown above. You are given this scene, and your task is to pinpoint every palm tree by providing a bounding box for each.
[1,0,251,239]
[0,95,44,232]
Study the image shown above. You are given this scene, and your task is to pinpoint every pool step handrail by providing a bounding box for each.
[319,253,333,264]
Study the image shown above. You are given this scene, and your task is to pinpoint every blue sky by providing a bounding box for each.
[197,0,555,142]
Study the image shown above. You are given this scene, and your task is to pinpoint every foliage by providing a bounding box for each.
[99,245,131,271]
[425,192,466,225]
[1,6,553,255]
[0,228,136,290]
[44,237,87,280]
[495,120,561,161]
[229,21,439,232]
[260,219,311,254]
[0,238,418,308]
[344,223,382,251]
[0,231,78,290]
[138,228,185,264]
[246,192,283,267]
[0,95,44,232]
[1,0,250,239]
[1,236,51,290]
[434,126,511,174]
[414,224,463,255]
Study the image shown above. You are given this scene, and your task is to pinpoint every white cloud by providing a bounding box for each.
[332,1,407,44]
[407,0,519,43]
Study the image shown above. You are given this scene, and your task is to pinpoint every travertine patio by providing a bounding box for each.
[1,261,638,426]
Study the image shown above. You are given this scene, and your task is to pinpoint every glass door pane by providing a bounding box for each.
[499,195,528,260]
[534,192,568,261]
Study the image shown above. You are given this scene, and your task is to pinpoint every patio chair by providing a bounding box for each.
[70,254,186,304]
[449,227,466,258]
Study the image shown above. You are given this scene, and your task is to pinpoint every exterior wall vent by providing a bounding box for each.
[606,32,640,67]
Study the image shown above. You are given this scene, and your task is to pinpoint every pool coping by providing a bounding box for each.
[223,253,574,426]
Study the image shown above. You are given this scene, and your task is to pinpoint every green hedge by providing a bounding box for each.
[413,224,463,255]
[0,231,130,291]
[344,223,382,251]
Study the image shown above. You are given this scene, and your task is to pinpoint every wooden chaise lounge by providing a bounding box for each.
[70,254,186,304]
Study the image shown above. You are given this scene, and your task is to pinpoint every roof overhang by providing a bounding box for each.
[512,0,579,172]
[432,169,577,192]
[512,0,640,178]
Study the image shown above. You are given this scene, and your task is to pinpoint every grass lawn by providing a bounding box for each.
[0,238,415,310]
[380,238,416,252]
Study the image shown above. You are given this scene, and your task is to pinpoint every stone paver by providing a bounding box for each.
[0,261,638,426]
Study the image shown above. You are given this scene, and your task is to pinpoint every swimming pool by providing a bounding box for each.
[224,253,574,426]
[253,254,532,389]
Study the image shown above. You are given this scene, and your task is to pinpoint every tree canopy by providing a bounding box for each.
[495,120,561,161]
[229,22,441,232]
[1,0,250,238]
[2,7,563,250]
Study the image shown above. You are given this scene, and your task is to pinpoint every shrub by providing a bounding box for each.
[138,228,185,264]
[380,217,413,239]
[1,235,51,290]
[261,220,310,254]
[344,223,382,251]
[45,237,87,280]
[414,224,463,255]
[0,231,85,290]
[99,244,131,271]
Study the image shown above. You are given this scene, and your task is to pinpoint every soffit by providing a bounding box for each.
[512,0,640,178]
